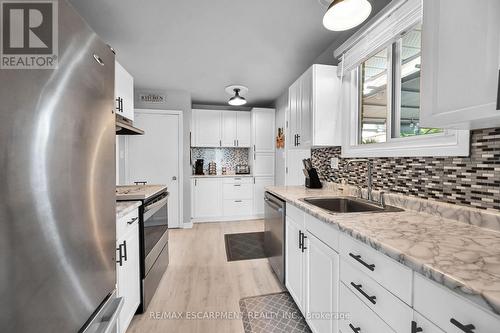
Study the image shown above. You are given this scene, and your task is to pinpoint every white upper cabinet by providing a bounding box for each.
[115,61,134,121]
[192,109,222,147]
[221,111,238,147]
[288,64,342,148]
[192,109,250,147]
[252,108,276,152]
[236,111,251,147]
[420,0,500,130]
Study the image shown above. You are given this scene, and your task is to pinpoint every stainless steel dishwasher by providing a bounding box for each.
[264,192,286,285]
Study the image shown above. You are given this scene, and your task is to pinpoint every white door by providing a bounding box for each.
[115,62,134,121]
[193,109,221,147]
[305,232,339,333]
[236,111,251,147]
[221,111,237,147]
[126,110,182,228]
[288,81,301,150]
[285,217,304,312]
[253,153,275,177]
[299,69,312,148]
[192,178,222,219]
[116,223,140,333]
[253,176,274,216]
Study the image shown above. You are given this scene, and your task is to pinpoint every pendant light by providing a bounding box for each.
[323,0,372,31]
[228,88,246,106]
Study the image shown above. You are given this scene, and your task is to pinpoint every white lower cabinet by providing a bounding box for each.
[253,176,274,216]
[192,178,222,219]
[285,213,305,312]
[412,310,445,333]
[305,233,339,333]
[116,212,140,333]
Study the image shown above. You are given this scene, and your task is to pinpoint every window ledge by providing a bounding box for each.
[342,130,470,158]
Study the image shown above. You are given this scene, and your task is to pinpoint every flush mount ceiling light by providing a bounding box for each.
[323,0,372,31]
[225,85,248,106]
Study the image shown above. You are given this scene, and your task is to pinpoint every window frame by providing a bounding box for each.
[341,26,470,158]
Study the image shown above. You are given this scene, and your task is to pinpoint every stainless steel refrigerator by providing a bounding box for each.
[0,1,121,332]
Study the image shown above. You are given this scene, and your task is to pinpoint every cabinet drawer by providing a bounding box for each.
[223,183,253,200]
[286,204,304,227]
[339,282,395,333]
[414,273,500,333]
[339,233,413,305]
[341,258,412,333]
[413,311,445,333]
[117,208,139,241]
[222,177,252,184]
[223,199,252,216]
[305,213,339,252]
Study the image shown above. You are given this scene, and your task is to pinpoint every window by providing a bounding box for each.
[358,25,442,145]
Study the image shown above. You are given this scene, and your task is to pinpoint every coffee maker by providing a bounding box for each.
[194,159,204,175]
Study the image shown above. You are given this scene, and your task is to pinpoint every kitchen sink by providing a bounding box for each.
[301,197,404,214]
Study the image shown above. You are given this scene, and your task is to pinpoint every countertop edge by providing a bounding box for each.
[266,187,500,316]
[116,201,141,220]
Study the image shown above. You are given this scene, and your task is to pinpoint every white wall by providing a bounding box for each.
[275,90,288,186]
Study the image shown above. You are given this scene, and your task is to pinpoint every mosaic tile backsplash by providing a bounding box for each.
[191,147,249,173]
[311,127,500,212]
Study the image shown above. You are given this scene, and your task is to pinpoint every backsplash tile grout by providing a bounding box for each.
[311,127,500,212]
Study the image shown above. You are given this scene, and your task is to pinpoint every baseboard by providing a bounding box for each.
[182,221,194,229]
[191,215,263,223]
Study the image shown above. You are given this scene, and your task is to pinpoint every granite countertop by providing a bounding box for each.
[266,185,500,316]
[116,201,141,220]
[116,185,167,201]
[191,174,253,178]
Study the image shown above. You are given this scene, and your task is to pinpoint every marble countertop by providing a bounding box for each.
[266,185,500,316]
[116,201,141,220]
[116,185,167,201]
[191,174,253,178]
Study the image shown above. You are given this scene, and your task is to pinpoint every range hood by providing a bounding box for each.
[116,115,144,135]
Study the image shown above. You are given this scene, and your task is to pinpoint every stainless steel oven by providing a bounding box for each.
[138,191,169,313]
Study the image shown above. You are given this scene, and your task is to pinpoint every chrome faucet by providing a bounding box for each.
[344,159,374,202]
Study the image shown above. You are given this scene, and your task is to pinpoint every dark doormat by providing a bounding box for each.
[239,292,312,333]
[224,232,266,262]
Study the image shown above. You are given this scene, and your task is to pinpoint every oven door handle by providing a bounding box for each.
[144,196,168,220]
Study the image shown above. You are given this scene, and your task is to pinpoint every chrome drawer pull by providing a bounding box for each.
[450,318,475,333]
[349,252,375,271]
[349,323,361,333]
[350,282,377,305]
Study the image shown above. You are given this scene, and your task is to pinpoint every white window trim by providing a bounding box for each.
[341,70,470,158]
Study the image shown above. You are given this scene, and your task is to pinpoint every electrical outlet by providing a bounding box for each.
[330,157,339,170]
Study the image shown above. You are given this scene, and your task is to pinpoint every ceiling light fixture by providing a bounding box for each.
[323,0,372,31]
[225,85,249,106]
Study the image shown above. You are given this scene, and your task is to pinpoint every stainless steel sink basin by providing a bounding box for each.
[302,197,404,214]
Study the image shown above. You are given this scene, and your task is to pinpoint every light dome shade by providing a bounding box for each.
[228,88,247,106]
[323,0,372,31]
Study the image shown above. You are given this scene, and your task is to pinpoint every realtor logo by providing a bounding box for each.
[1,0,58,69]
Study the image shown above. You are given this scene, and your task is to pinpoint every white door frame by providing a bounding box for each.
[124,109,184,228]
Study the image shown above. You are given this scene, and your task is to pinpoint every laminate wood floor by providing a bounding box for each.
[128,220,284,333]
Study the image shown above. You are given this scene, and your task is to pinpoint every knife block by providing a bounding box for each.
[305,168,322,189]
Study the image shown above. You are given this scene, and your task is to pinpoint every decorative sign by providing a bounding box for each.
[276,127,285,149]
[138,93,166,104]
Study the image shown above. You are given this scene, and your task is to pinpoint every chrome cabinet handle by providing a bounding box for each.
[122,240,127,262]
[350,282,377,304]
[116,243,124,266]
[450,318,475,333]
[127,217,138,225]
[93,54,104,66]
[301,233,307,252]
[349,253,375,271]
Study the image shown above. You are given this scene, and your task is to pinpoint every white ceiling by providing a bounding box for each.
[69,0,391,107]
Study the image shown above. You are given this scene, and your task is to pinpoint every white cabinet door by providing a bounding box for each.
[420,0,500,130]
[192,109,221,147]
[192,178,222,218]
[299,69,312,149]
[252,108,275,152]
[288,80,301,150]
[285,216,305,312]
[253,176,274,216]
[305,232,339,333]
[221,111,237,147]
[236,111,251,147]
[253,152,275,177]
[115,62,134,121]
[285,149,310,186]
[116,221,140,333]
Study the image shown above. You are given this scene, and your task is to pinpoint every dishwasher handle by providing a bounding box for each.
[264,196,284,212]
